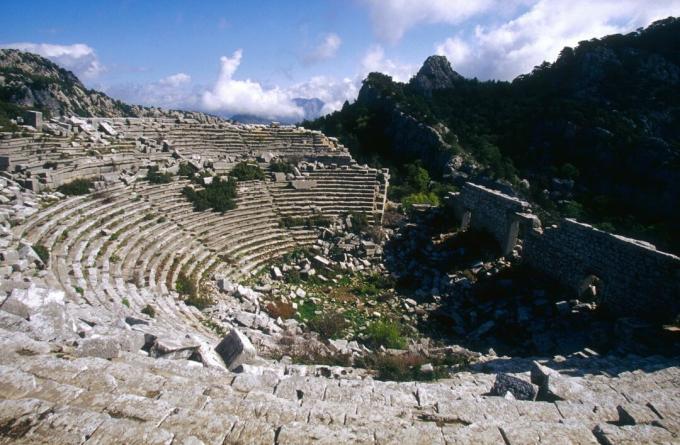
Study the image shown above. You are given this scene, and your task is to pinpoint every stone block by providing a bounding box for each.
[490,373,538,401]
[215,329,257,371]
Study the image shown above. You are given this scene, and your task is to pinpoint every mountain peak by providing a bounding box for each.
[411,55,463,94]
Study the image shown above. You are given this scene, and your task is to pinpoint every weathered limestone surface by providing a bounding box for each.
[0,120,678,444]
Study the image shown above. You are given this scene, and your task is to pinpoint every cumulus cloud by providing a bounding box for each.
[105,73,199,110]
[363,0,497,43]
[360,45,417,82]
[0,42,104,79]
[159,72,191,87]
[201,50,304,119]
[288,76,359,114]
[303,33,342,64]
[435,0,680,80]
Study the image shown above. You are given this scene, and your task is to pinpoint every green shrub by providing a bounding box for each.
[230,162,265,181]
[57,178,94,196]
[121,297,130,308]
[178,162,198,178]
[32,244,49,264]
[146,166,173,184]
[182,177,237,213]
[74,286,84,295]
[141,304,156,317]
[348,212,369,233]
[280,215,333,228]
[270,161,295,174]
[175,272,197,296]
[364,320,407,349]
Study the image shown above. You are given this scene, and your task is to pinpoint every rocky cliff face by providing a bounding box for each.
[0,49,213,121]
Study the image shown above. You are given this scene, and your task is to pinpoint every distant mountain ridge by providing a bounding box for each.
[305,17,680,253]
[0,48,216,124]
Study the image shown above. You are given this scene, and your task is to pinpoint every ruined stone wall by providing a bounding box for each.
[456,182,530,255]
[522,219,680,322]
[451,182,680,322]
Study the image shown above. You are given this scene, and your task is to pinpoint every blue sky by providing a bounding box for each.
[2,0,679,119]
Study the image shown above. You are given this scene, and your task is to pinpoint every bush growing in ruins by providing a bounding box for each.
[270,160,295,174]
[182,177,237,213]
[348,212,369,234]
[146,166,172,184]
[364,320,407,349]
[280,215,333,229]
[178,162,198,178]
[230,162,265,181]
[57,178,94,196]
[307,312,349,339]
[141,304,156,318]
[175,273,197,297]
[32,244,49,265]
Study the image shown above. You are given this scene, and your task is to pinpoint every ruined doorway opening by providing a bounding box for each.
[460,209,472,231]
[501,218,520,256]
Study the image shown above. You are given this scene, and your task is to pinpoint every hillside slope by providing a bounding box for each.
[305,17,680,253]
[0,49,214,125]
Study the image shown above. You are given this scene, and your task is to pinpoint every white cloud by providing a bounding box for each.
[360,45,416,82]
[201,50,304,119]
[303,33,342,64]
[105,73,199,110]
[159,72,191,87]
[0,42,104,79]
[288,76,359,114]
[435,0,680,80]
[363,0,497,43]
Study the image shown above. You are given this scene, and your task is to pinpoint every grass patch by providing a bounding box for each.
[364,320,407,349]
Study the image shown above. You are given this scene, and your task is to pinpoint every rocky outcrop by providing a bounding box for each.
[410,55,463,95]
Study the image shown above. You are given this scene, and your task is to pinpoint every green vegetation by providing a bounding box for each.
[304,18,680,253]
[182,177,237,212]
[121,297,130,308]
[32,244,49,265]
[347,211,369,234]
[270,160,296,174]
[279,215,333,229]
[307,313,349,339]
[175,272,197,296]
[364,320,407,349]
[57,178,94,196]
[141,304,156,318]
[176,272,212,310]
[230,162,265,181]
[74,286,84,295]
[146,166,173,184]
[178,162,198,178]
